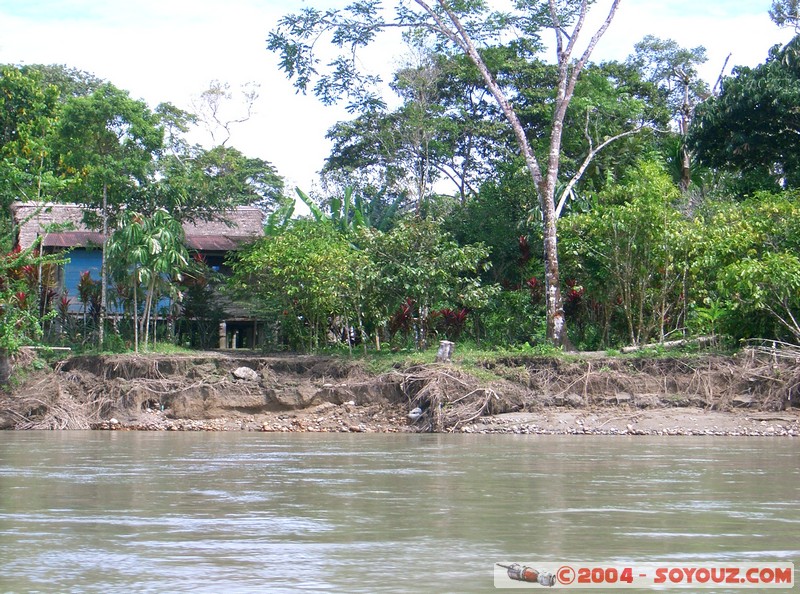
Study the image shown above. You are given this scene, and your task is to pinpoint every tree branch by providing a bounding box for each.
[556,125,647,219]
[422,0,546,191]
[566,0,622,105]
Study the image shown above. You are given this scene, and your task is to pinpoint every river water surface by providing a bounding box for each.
[0,433,798,593]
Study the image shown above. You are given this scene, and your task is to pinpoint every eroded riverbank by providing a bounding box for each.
[2,349,799,435]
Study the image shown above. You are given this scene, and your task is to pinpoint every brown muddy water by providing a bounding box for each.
[0,433,798,593]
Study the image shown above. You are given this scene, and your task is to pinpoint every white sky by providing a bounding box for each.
[0,0,793,195]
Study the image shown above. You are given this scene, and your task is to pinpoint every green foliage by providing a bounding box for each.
[322,49,512,209]
[298,184,405,234]
[10,20,800,357]
[55,82,165,346]
[230,219,368,350]
[559,60,667,195]
[626,35,708,127]
[722,253,800,340]
[159,145,284,217]
[560,160,690,348]
[0,241,63,355]
[693,297,731,339]
[0,62,289,355]
[770,0,800,31]
[294,187,327,223]
[444,163,537,287]
[268,0,635,349]
[362,217,496,346]
[18,64,104,100]
[689,191,800,342]
[229,215,494,352]
[55,83,164,208]
[476,288,545,346]
[0,66,65,213]
[263,201,295,237]
[295,185,370,232]
[107,209,189,351]
[175,257,226,350]
[690,36,800,191]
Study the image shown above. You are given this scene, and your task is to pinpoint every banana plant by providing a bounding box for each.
[295,186,367,233]
[264,200,295,237]
[295,187,327,223]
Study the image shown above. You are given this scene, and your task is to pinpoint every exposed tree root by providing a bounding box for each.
[402,365,510,432]
[11,374,112,430]
[2,349,799,432]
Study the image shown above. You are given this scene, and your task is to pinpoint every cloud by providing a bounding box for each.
[0,0,792,193]
[572,0,790,84]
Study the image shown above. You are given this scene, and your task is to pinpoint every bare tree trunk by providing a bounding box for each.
[679,146,692,191]
[143,277,157,348]
[99,182,108,349]
[542,199,569,348]
[678,70,693,191]
[0,349,11,385]
[132,265,139,353]
[421,0,621,349]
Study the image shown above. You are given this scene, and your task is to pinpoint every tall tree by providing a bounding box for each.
[54,83,164,348]
[17,64,104,100]
[322,57,464,214]
[156,96,286,220]
[323,44,546,208]
[267,0,625,348]
[770,0,800,31]
[175,145,284,214]
[689,36,800,192]
[627,36,709,190]
[0,66,63,216]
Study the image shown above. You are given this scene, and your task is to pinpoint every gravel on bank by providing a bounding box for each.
[92,402,800,437]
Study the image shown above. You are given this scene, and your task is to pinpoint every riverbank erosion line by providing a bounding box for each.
[1,350,798,435]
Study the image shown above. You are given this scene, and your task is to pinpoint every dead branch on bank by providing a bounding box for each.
[401,365,503,432]
[739,345,800,410]
[10,376,112,430]
[620,335,716,353]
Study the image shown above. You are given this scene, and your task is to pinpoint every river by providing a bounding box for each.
[0,433,797,593]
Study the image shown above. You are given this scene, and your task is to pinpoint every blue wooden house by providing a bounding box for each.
[11,202,265,348]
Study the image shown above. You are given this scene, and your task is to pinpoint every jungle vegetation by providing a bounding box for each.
[2,1,800,366]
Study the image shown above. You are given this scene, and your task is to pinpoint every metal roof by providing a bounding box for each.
[42,231,105,248]
[185,236,255,251]
[11,202,264,250]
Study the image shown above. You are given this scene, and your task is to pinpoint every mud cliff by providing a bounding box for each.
[1,350,798,434]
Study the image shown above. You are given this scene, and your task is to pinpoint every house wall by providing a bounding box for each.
[63,249,100,294]
[58,248,113,312]
[61,248,175,315]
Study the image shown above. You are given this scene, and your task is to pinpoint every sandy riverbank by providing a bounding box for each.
[90,402,800,437]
